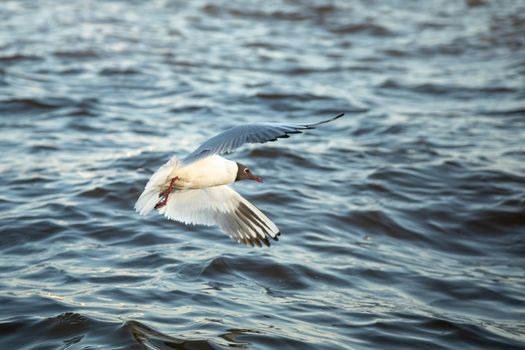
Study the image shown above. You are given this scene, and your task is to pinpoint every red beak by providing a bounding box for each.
[249,174,263,183]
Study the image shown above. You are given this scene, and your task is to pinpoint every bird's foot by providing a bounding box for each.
[154,176,179,210]
[154,198,168,210]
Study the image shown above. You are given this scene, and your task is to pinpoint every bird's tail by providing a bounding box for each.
[135,188,161,216]
[134,156,180,216]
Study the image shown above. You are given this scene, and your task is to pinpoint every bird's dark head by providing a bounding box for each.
[235,162,263,183]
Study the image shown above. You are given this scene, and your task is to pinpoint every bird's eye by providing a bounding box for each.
[244,168,250,174]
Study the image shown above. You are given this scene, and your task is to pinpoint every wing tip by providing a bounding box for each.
[306,113,345,128]
[234,225,280,248]
[235,229,280,248]
[246,232,278,248]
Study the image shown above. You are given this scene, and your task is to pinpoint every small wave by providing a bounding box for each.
[53,50,99,59]
[379,79,517,97]
[464,205,525,236]
[329,23,394,36]
[0,98,72,113]
[200,255,312,290]
[248,147,306,162]
[99,67,142,76]
[29,144,60,153]
[86,274,150,284]
[253,92,331,101]
[116,252,180,269]
[0,54,42,63]
[126,320,216,350]
[342,209,430,242]
[202,4,311,21]
[0,312,143,349]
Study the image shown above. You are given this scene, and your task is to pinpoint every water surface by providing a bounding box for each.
[1,0,524,349]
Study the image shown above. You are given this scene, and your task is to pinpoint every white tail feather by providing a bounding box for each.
[135,188,160,216]
[135,157,180,216]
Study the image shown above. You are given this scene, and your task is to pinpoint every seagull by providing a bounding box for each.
[135,113,344,247]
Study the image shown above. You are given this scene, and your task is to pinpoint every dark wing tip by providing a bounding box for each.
[238,234,273,248]
[307,113,345,128]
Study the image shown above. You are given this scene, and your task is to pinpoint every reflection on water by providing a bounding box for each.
[1,0,525,349]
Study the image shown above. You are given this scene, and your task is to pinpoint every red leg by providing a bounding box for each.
[155,176,179,209]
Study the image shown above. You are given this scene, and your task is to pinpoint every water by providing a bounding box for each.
[1,0,524,349]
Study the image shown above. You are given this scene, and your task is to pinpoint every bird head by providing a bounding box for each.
[235,162,263,183]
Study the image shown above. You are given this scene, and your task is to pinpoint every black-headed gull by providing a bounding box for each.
[135,113,344,247]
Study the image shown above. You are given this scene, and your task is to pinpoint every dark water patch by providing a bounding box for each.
[0,218,67,247]
[10,175,55,185]
[0,296,70,320]
[0,243,47,257]
[110,154,156,172]
[127,150,174,170]
[251,189,297,206]
[378,79,517,98]
[225,332,321,350]
[203,4,313,22]
[329,23,393,36]
[253,92,331,102]
[109,231,177,247]
[86,274,151,285]
[53,50,99,59]
[367,167,445,194]
[232,9,311,22]
[356,313,525,350]
[0,313,141,350]
[479,107,525,116]
[65,117,101,131]
[417,44,465,56]
[382,48,410,57]
[99,67,142,76]
[169,105,212,114]
[242,41,289,50]
[44,203,90,222]
[0,98,71,113]
[248,147,312,166]
[29,143,60,153]
[79,186,109,199]
[200,255,311,290]
[77,182,139,210]
[126,320,216,350]
[0,53,42,64]
[116,252,180,269]
[355,180,421,204]
[342,209,430,242]
[464,206,525,235]
[283,66,342,75]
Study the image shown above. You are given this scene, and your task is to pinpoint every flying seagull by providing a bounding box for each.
[135,113,344,247]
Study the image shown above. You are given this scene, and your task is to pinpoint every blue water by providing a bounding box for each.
[1,0,524,349]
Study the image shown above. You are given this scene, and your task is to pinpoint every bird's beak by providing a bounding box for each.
[249,174,264,183]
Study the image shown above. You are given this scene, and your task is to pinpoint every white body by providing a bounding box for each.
[134,154,279,246]
[172,155,238,190]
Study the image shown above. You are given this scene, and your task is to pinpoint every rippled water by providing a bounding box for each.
[1,0,525,349]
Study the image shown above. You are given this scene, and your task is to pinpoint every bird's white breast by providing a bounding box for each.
[173,155,237,189]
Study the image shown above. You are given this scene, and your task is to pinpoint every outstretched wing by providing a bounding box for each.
[181,113,344,165]
[159,185,280,247]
